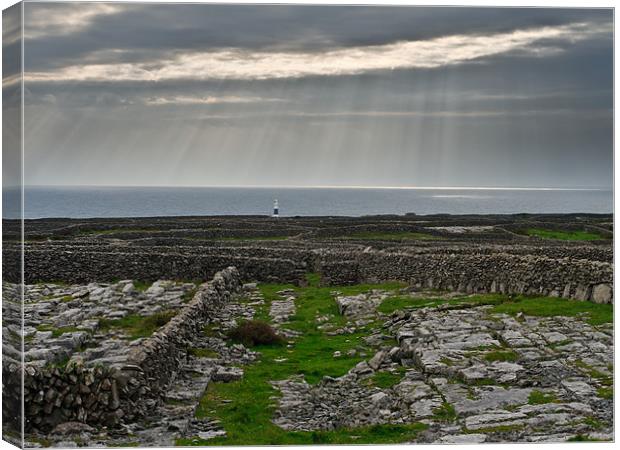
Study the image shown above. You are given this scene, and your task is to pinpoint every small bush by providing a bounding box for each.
[228,320,285,346]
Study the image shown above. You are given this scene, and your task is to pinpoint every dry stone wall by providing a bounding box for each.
[2,247,305,285]
[319,251,613,304]
[2,268,243,431]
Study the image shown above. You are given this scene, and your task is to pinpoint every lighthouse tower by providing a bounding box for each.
[272,199,279,217]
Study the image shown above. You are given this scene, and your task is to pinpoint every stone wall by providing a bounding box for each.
[124,267,242,397]
[2,247,306,285]
[2,268,243,431]
[319,251,613,304]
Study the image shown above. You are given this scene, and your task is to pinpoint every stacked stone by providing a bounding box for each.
[320,251,613,304]
[5,363,123,431]
[2,267,244,432]
[126,267,242,399]
[3,246,306,285]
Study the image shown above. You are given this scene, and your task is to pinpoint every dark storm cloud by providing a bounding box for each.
[18,3,613,189]
[23,4,611,71]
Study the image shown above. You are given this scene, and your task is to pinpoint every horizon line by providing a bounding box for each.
[21,184,611,192]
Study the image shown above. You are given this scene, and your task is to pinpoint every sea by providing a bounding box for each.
[1,186,614,219]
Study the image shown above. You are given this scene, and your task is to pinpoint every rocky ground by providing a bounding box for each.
[18,283,260,448]
[4,280,197,370]
[273,293,613,443]
[4,276,614,447]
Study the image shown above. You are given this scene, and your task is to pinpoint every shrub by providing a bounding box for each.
[228,320,285,346]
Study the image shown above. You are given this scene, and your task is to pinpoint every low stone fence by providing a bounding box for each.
[2,267,243,431]
[320,251,613,304]
[2,247,306,285]
[125,267,241,397]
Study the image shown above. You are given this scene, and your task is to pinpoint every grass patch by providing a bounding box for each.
[525,228,606,241]
[187,280,611,446]
[378,292,611,326]
[305,272,321,287]
[78,228,154,236]
[575,360,614,386]
[132,281,151,292]
[597,387,613,400]
[583,416,605,430]
[484,350,519,363]
[432,402,457,422]
[528,390,557,405]
[368,369,405,389]
[23,437,51,448]
[567,434,604,442]
[340,231,436,241]
[217,235,290,241]
[182,287,198,303]
[186,278,412,445]
[45,355,71,369]
[490,296,612,326]
[98,311,176,339]
[177,422,428,446]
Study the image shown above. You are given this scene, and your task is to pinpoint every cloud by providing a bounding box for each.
[24,3,129,39]
[143,95,285,106]
[25,21,608,83]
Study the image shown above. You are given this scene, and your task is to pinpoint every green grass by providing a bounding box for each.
[132,280,152,292]
[376,292,613,328]
[432,402,457,422]
[183,276,612,446]
[367,369,405,389]
[305,272,321,287]
[490,297,613,326]
[567,434,604,442]
[484,350,519,363]
[78,228,154,236]
[217,236,291,241]
[525,228,607,241]
[44,354,71,369]
[583,416,605,430]
[597,387,613,400]
[182,287,198,303]
[464,378,504,387]
[177,422,428,446]
[183,276,423,446]
[339,231,436,241]
[528,390,557,405]
[98,311,176,339]
[575,360,613,387]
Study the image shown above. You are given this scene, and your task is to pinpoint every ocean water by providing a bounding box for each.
[2,186,614,219]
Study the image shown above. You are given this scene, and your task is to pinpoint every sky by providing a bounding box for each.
[4,2,614,189]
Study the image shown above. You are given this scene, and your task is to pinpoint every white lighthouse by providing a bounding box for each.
[272,199,279,217]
